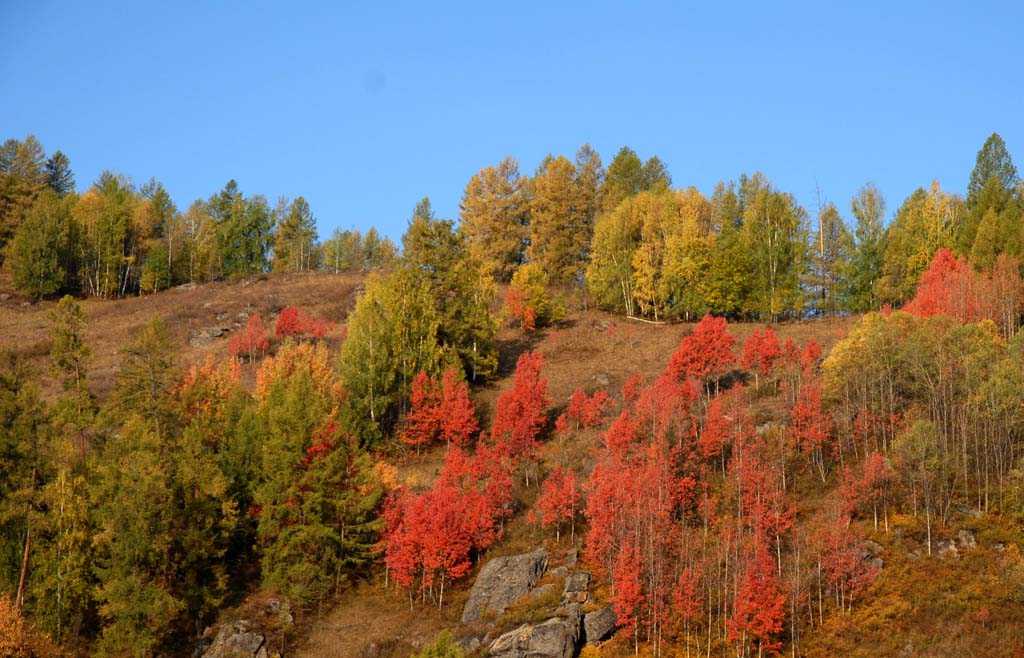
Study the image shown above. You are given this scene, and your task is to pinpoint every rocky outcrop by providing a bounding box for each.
[461,549,548,624]
[583,606,617,645]
[189,327,229,346]
[562,572,590,605]
[201,621,267,658]
[488,605,581,658]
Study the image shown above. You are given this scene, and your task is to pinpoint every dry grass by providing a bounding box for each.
[0,271,366,401]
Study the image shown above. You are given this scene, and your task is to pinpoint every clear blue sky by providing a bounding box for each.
[2,1,1022,242]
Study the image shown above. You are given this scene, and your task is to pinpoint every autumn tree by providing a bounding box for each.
[528,155,580,284]
[533,466,579,542]
[458,157,529,280]
[739,173,809,320]
[878,181,962,305]
[229,313,270,362]
[272,196,318,272]
[490,352,550,479]
[665,314,737,392]
[740,327,781,391]
[400,368,479,450]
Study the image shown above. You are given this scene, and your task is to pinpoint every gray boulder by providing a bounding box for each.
[937,539,959,559]
[461,549,548,624]
[563,572,590,595]
[201,621,266,658]
[583,606,618,645]
[957,529,977,549]
[488,605,581,658]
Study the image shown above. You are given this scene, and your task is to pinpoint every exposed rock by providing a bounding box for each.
[957,529,977,549]
[461,549,548,624]
[563,572,590,594]
[583,606,617,645]
[201,621,266,658]
[937,539,959,559]
[565,547,578,568]
[488,605,581,658]
[456,636,481,653]
[189,336,215,347]
[549,566,568,578]
[201,327,225,337]
[863,540,884,556]
[593,372,611,387]
[953,503,982,519]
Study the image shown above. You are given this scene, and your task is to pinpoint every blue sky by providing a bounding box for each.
[2,1,1021,242]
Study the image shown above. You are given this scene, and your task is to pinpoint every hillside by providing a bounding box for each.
[4,273,1024,658]
[0,270,365,401]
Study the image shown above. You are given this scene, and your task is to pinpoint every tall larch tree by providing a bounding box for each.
[527,155,579,284]
[960,133,1020,257]
[402,199,498,380]
[272,196,319,272]
[458,157,529,281]
[739,173,809,320]
[807,202,852,316]
[845,183,887,312]
[0,135,47,260]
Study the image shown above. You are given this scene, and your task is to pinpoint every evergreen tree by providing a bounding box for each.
[402,200,498,380]
[338,269,449,446]
[206,180,274,276]
[961,133,1019,257]
[845,183,887,312]
[0,135,47,260]
[807,202,852,316]
[44,151,74,197]
[272,196,319,272]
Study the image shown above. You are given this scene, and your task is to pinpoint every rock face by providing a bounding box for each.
[461,549,548,624]
[583,606,618,645]
[488,605,581,658]
[937,539,959,559]
[563,572,590,605]
[202,621,267,658]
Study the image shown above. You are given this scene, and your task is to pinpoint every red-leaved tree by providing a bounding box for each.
[728,544,786,658]
[533,465,579,542]
[665,314,736,393]
[790,377,833,482]
[490,352,550,481]
[566,388,612,430]
[400,368,480,451]
[740,327,782,391]
[228,313,270,362]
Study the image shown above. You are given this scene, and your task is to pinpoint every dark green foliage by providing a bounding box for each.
[845,183,887,312]
[272,196,319,272]
[253,344,384,605]
[44,151,74,197]
[206,180,274,276]
[8,190,76,298]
